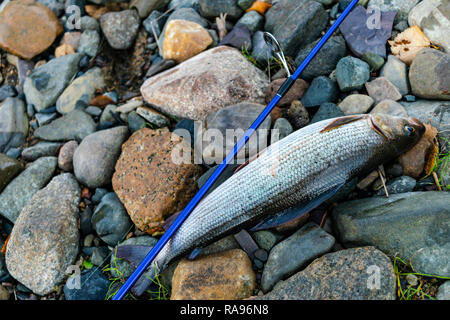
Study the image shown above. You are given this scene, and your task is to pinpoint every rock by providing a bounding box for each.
[92,188,108,205]
[99,104,117,125]
[409,49,450,101]
[23,53,82,112]
[143,10,166,37]
[388,26,431,65]
[398,124,438,178]
[0,153,21,192]
[339,6,396,59]
[370,100,407,117]
[301,76,339,108]
[198,0,244,21]
[127,111,147,133]
[338,94,374,115]
[287,100,309,129]
[80,15,99,32]
[197,103,271,164]
[35,112,58,126]
[0,85,16,103]
[110,236,158,278]
[171,249,255,300]
[219,23,252,51]
[100,10,140,50]
[5,173,80,295]
[261,223,335,293]
[362,52,385,71]
[73,126,129,188]
[78,30,100,57]
[336,56,370,92]
[375,176,416,196]
[64,268,110,300]
[368,0,419,23]
[266,78,309,108]
[408,0,450,53]
[56,67,105,114]
[169,0,199,11]
[34,110,96,142]
[141,46,269,121]
[255,247,396,300]
[145,59,177,78]
[265,0,328,57]
[271,118,293,144]
[251,230,283,252]
[380,55,410,96]
[333,191,450,277]
[311,102,345,124]
[236,11,264,34]
[365,77,402,104]
[0,0,63,59]
[294,36,347,81]
[21,142,62,161]
[0,285,9,300]
[136,107,169,128]
[130,0,170,18]
[91,192,132,246]
[112,128,204,235]
[0,156,57,223]
[437,281,450,300]
[163,19,212,63]
[251,31,273,64]
[58,140,78,172]
[0,98,28,154]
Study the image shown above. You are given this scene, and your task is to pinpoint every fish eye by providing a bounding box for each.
[403,125,415,136]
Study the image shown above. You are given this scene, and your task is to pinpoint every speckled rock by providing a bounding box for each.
[141,46,268,121]
[73,126,129,188]
[0,153,22,192]
[58,140,78,172]
[368,0,419,23]
[254,247,396,300]
[370,100,407,117]
[112,128,204,235]
[136,107,169,128]
[336,56,370,92]
[5,173,80,296]
[171,249,255,300]
[437,281,450,300]
[365,77,402,104]
[21,142,62,161]
[338,94,374,115]
[100,10,141,50]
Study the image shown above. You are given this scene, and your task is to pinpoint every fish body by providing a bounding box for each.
[131,114,425,295]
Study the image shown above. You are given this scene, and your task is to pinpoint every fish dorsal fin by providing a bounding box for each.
[250,182,345,231]
[320,115,368,133]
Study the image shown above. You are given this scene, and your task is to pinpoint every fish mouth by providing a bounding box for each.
[369,115,391,140]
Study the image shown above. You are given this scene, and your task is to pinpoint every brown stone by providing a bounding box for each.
[163,19,213,63]
[287,100,309,130]
[61,32,81,51]
[171,249,256,300]
[0,0,63,60]
[112,128,204,235]
[265,78,309,108]
[55,43,75,57]
[365,77,402,105]
[398,123,438,178]
[58,140,79,172]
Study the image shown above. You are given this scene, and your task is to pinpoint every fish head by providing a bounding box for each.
[370,113,426,154]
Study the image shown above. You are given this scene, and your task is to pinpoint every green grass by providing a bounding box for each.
[433,150,450,190]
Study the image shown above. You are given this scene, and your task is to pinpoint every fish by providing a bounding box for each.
[125,113,425,296]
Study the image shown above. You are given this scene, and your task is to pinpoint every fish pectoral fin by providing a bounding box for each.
[250,183,346,231]
[115,245,153,267]
[187,247,203,260]
[320,115,368,133]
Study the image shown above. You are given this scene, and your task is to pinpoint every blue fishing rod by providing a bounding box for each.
[113,0,359,300]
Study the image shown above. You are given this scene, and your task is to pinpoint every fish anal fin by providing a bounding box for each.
[320,115,368,133]
[187,247,203,260]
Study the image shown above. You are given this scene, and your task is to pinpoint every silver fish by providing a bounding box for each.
[130,113,425,295]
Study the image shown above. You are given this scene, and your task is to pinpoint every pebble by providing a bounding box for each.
[336,56,370,92]
[0,85,16,102]
[127,111,147,133]
[266,78,309,108]
[388,26,431,65]
[370,99,407,117]
[0,156,57,223]
[287,100,310,130]
[91,192,132,246]
[73,126,129,188]
[64,268,110,300]
[78,30,100,57]
[271,118,293,144]
[100,10,141,50]
[36,112,58,126]
[251,230,284,252]
[130,0,171,18]
[136,106,169,128]
[406,274,418,286]
[99,104,118,125]
[375,176,416,196]
[219,23,252,51]
[437,281,450,300]
[198,0,243,21]
[56,67,105,114]
[58,140,78,172]
[333,191,450,277]
[338,94,374,115]
[143,10,166,37]
[80,15,99,32]
[379,55,410,96]
[368,0,420,23]
[255,247,396,300]
[365,77,402,104]
[251,31,273,64]
[310,102,345,124]
[0,285,9,300]
[21,142,62,161]
[92,188,109,205]
[145,59,176,78]
[5,173,80,295]
[0,153,22,192]
[301,76,339,108]
[169,0,199,11]
[0,97,29,154]
[236,11,264,34]
[171,249,255,300]
[362,52,385,71]
[85,106,102,117]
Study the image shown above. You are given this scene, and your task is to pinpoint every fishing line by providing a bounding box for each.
[113,0,359,300]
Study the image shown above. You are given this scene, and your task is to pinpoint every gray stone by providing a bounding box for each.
[73,126,128,188]
[271,118,293,144]
[333,192,450,277]
[198,0,243,20]
[168,0,199,11]
[370,100,407,117]
[91,246,109,267]
[265,0,328,57]
[56,67,105,114]
[380,55,409,96]
[0,153,21,192]
[365,77,402,104]
[219,23,252,50]
[368,0,420,23]
[127,111,147,133]
[99,104,117,124]
[236,11,264,34]
[136,107,169,128]
[85,106,102,117]
[255,247,396,300]
[261,223,335,292]
[130,0,170,18]
[35,112,58,126]
[0,98,28,153]
[301,76,339,107]
[437,281,450,300]
[100,10,141,50]
[311,102,345,124]
[23,54,82,112]
[409,49,450,101]
[336,56,370,92]
[64,268,110,300]
[143,10,166,37]
[251,230,284,252]
[338,94,374,115]
[375,176,416,196]
[251,31,273,64]
[21,142,62,161]
[34,110,96,142]
[80,15,99,32]
[0,85,16,103]
[362,52,385,71]
[5,173,80,295]
[0,157,57,223]
[78,30,100,57]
